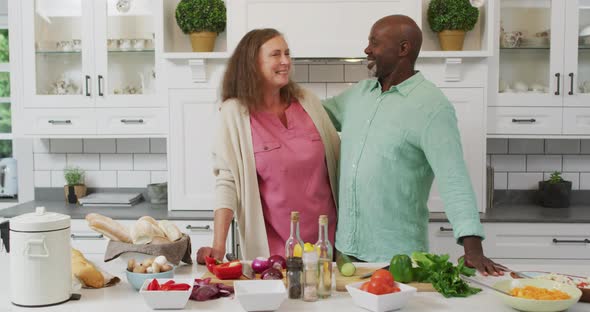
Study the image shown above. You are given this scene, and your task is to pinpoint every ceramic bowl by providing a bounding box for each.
[139,278,193,309]
[493,279,581,312]
[234,280,287,311]
[346,281,417,312]
[126,268,174,291]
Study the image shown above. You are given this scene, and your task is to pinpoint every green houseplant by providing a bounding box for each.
[538,172,572,208]
[175,0,227,52]
[64,167,86,204]
[427,0,480,51]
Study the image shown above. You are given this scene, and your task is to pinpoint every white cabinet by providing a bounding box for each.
[427,88,486,212]
[19,0,165,136]
[428,223,465,262]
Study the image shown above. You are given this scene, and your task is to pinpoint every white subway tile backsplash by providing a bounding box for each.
[545,139,580,154]
[118,171,151,187]
[344,64,369,82]
[487,138,508,154]
[491,155,526,172]
[33,139,50,153]
[580,173,590,190]
[151,171,168,183]
[508,139,544,154]
[526,155,561,172]
[85,171,117,188]
[494,172,507,190]
[100,154,133,170]
[581,140,590,154]
[543,172,580,190]
[134,154,167,170]
[292,64,309,83]
[34,171,51,187]
[300,83,327,99]
[309,65,344,82]
[563,155,590,172]
[326,83,355,98]
[508,172,543,190]
[150,138,166,153]
[84,139,116,153]
[50,139,83,153]
[67,154,100,170]
[116,138,150,153]
[50,170,66,187]
[34,154,66,170]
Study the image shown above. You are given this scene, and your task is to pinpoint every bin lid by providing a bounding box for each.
[10,206,70,232]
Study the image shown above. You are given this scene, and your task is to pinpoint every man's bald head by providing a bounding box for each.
[373,15,423,65]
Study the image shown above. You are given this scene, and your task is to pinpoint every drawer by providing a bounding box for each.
[488,107,562,135]
[96,108,168,135]
[23,108,97,135]
[172,220,216,255]
[428,223,464,262]
[485,223,590,259]
[563,108,590,134]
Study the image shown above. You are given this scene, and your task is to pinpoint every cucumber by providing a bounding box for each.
[337,253,356,277]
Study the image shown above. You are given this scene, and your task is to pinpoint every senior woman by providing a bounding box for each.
[196,28,340,262]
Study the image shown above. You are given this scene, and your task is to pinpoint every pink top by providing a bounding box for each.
[250,100,337,256]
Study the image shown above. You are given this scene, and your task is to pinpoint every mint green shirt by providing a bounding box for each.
[323,72,484,262]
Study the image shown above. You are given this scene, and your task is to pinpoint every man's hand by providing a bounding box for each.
[196,246,226,264]
[462,236,508,276]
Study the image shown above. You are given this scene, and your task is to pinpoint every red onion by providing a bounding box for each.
[268,255,287,270]
[251,257,270,274]
[261,267,283,280]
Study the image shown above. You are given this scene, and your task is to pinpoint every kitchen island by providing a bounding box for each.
[0,254,588,312]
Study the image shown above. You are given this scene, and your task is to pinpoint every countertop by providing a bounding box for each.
[2,200,590,223]
[0,254,589,312]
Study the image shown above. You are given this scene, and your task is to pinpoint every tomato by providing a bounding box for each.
[360,281,370,292]
[367,279,390,295]
[371,269,395,286]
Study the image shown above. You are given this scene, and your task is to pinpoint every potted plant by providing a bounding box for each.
[427,0,480,51]
[175,0,227,52]
[538,172,572,208]
[64,167,87,204]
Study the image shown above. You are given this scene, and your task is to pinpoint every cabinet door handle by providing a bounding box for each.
[48,119,72,125]
[511,118,536,123]
[85,75,91,96]
[552,238,590,244]
[569,73,574,95]
[98,75,104,96]
[439,226,453,232]
[120,119,144,124]
[71,234,104,240]
[554,73,560,95]
[186,225,211,231]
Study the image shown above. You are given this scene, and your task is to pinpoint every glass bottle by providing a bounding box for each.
[315,215,333,298]
[302,250,319,302]
[286,256,303,299]
[285,211,304,258]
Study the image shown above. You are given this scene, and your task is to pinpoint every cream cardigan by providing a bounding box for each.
[212,88,340,260]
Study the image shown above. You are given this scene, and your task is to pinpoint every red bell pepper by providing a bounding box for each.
[213,261,242,280]
[205,256,220,274]
[147,278,160,291]
[168,283,191,291]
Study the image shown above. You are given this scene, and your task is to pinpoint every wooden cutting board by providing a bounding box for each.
[199,270,287,286]
[335,266,436,292]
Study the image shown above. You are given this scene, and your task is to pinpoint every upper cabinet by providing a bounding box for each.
[489,0,590,136]
[19,0,166,136]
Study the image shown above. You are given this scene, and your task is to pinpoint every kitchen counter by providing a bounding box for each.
[0,254,588,312]
[431,204,590,223]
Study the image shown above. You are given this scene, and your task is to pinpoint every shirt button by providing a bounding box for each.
[352,164,356,168]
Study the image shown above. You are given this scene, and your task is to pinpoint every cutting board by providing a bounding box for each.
[199,270,287,286]
[335,266,436,292]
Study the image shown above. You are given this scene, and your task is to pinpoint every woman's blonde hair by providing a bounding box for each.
[222,28,302,111]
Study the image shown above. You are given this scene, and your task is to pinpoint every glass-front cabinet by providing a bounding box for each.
[22,0,160,108]
[564,0,590,106]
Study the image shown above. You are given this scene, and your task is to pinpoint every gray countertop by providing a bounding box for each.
[1,200,589,223]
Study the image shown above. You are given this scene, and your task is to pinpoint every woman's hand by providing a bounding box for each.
[196,246,226,264]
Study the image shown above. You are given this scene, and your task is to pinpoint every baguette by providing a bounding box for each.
[130,219,166,244]
[158,220,182,242]
[139,216,158,226]
[85,213,132,243]
[150,236,172,245]
[72,248,104,288]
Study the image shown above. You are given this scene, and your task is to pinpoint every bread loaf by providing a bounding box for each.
[139,216,158,226]
[150,236,172,244]
[158,220,182,242]
[85,213,132,243]
[130,219,166,244]
[72,248,104,288]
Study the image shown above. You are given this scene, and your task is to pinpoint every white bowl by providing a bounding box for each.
[234,280,287,311]
[493,279,581,312]
[346,281,417,312]
[139,278,193,310]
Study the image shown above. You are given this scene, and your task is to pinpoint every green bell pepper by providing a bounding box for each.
[389,254,414,283]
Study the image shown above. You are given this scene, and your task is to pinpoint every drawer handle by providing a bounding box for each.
[71,234,104,240]
[511,118,536,123]
[554,72,560,95]
[552,238,590,244]
[186,225,211,231]
[121,119,144,124]
[48,119,72,125]
[98,75,104,96]
[85,75,91,96]
[569,73,574,95]
[439,226,453,232]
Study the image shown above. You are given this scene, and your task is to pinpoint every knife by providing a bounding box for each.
[360,265,390,279]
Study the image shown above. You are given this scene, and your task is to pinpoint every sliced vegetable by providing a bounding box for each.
[268,255,287,270]
[336,253,356,277]
[213,261,242,280]
[260,267,283,280]
[390,254,414,283]
[147,278,160,291]
[251,257,270,274]
[190,278,235,302]
[205,256,220,274]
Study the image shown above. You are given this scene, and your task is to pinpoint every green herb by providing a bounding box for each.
[411,252,481,298]
[427,0,479,33]
[548,171,564,184]
[175,0,227,34]
[64,167,85,185]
